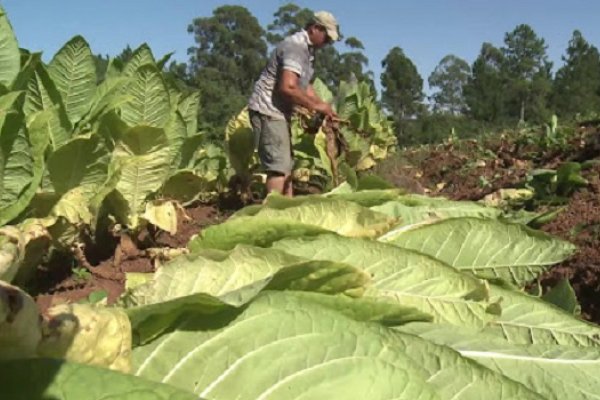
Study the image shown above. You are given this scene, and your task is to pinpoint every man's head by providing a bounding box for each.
[306,11,340,48]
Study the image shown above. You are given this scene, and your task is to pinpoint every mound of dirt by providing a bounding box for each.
[539,165,600,322]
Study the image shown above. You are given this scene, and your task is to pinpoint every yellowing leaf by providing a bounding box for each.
[143,200,178,235]
[0,281,42,360]
[38,303,132,373]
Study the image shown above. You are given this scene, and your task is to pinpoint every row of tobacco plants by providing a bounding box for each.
[1,6,599,400]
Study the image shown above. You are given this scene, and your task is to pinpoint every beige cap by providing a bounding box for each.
[313,11,340,41]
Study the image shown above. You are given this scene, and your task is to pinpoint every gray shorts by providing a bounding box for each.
[249,110,294,175]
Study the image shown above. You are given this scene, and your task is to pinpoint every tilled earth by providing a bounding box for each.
[540,166,600,322]
[35,203,230,312]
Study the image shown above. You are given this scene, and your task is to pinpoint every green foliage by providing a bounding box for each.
[553,30,600,118]
[401,113,503,145]
[0,5,20,88]
[541,278,581,315]
[380,47,425,140]
[502,24,553,123]
[0,10,224,276]
[513,114,577,154]
[0,359,201,400]
[428,54,471,115]
[464,43,507,122]
[334,79,397,168]
[187,5,267,130]
[71,266,92,283]
[525,162,588,204]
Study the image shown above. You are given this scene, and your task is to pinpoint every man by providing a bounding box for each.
[248,11,340,197]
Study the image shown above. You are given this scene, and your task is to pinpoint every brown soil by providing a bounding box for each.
[33,203,231,313]
[539,165,600,322]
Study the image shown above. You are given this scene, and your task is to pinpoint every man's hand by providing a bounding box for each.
[314,101,338,119]
[280,71,338,119]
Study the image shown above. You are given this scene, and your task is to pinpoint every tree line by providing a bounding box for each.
[96,3,600,144]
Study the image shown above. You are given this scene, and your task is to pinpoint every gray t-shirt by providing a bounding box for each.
[248,30,315,120]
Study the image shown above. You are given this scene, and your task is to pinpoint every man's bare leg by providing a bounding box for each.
[266,174,285,195]
[266,173,293,197]
[283,174,293,197]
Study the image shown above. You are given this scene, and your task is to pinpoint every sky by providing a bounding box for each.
[2,0,600,94]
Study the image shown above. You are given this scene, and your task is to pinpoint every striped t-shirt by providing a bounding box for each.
[248,30,315,120]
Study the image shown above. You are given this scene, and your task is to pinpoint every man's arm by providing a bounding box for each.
[279,70,336,117]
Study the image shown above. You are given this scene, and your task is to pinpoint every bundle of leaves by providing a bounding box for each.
[4,182,600,399]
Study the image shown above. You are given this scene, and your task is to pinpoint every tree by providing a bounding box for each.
[553,30,600,118]
[338,37,375,91]
[464,43,507,122]
[267,3,373,90]
[187,5,267,130]
[502,24,552,123]
[428,55,470,115]
[266,3,313,45]
[380,47,425,138]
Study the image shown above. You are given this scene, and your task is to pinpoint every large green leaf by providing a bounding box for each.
[0,93,29,219]
[327,189,405,207]
[0,100,49,226]
[11,51,41,91]
[0,280,41,359]
[190,198,397,251]
[0,6,19,88]
[123,44,156,77]
[132,245,369,306]
[178,92,199,136]
[126,245,374,344]
[48,35,96,125]
[160,169,212,204]
[97,109,128,150]
[37,303,131,373]
[272,234,494,328]
[253,197,398,237]
[188,217,329,251]
[120,64,170,128]
[401,322,600,400]
[110,125,171,228]
[23,63,71,149]
[458,345,600,400]
[542,278,581,314]
[232,190,404,217]
[381,217,576,286]
[0,358,200,400]
[372,199,501,225]
[84,75,132,125]
[48,134,109,194]
[164,108,186,172]
[132,291,541,400]
[45,135,110,225]
[486,284,600,347]
[225,107,254,176]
